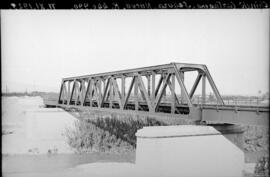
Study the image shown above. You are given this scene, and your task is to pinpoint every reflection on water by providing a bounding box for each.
[3,152,135,175]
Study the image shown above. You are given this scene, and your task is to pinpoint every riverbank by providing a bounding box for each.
[2,96,78,154]
[2,96,135,177]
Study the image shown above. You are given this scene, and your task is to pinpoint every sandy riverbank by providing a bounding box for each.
[2,96,78,154]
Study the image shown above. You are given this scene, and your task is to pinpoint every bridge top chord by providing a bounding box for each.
[62,63,207,80]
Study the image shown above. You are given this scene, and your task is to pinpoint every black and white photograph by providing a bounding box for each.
[1,8,269,177]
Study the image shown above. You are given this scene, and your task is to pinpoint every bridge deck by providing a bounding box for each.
[58,99,269,126]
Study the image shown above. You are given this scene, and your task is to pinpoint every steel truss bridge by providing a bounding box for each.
[58,63,269,126]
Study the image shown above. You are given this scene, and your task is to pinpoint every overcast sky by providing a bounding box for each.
[1,10,269,96]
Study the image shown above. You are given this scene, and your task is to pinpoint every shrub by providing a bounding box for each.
[64,114,167,153]
[90,115,167,147]
[65,120,134,153]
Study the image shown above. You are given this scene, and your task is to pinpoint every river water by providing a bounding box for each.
[2,96,135,177]
[2,153,135,177]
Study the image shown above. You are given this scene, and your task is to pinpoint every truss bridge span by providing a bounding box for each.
[58,62,269,126]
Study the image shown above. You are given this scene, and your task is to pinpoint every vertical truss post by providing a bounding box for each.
[202,74,206,104]
[151,71,156,105]
[79,81,84,105]
[109,80,113,108]
[80,80,85,106]
[65,83,69,103]
[93,80,100,107]
[137,74,154,112]
[147,75,151,96]
[155,74,163,97]
[98,79,102,105]
[67,81,71,105]
[93,80,97,106]
[134,76,139,110]
[103,79,107,106]
[75,81,79,104]
[103,79,106,93]
[162,72,167,97]
[69,79,76,105]
[75,81,81,105]
[122,76,125,103]
[89,79,94,107]
[171,74,175,114]
[58,80,64,104]
[180,71,185,103]
[123,76,135,109]
[68,80,74,105]
[62,82,67,104]
[92,80,97,106]
[99,79,103,107]
[112,78,123,110]
[173,64,193,108]
[82,79,90,106]
[100,78,110,107]
[154,73,171,111]
[189,73,202,99]
[92,81,96,106]
[112,82,115,100]
[73,81,77,105]
[167,79,180,105]
[77,81,82,104]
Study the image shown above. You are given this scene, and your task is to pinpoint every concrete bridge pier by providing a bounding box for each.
[135,125,245,177]
[210,124,245,150]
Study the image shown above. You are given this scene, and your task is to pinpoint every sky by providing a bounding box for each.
[1,10,269,96]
